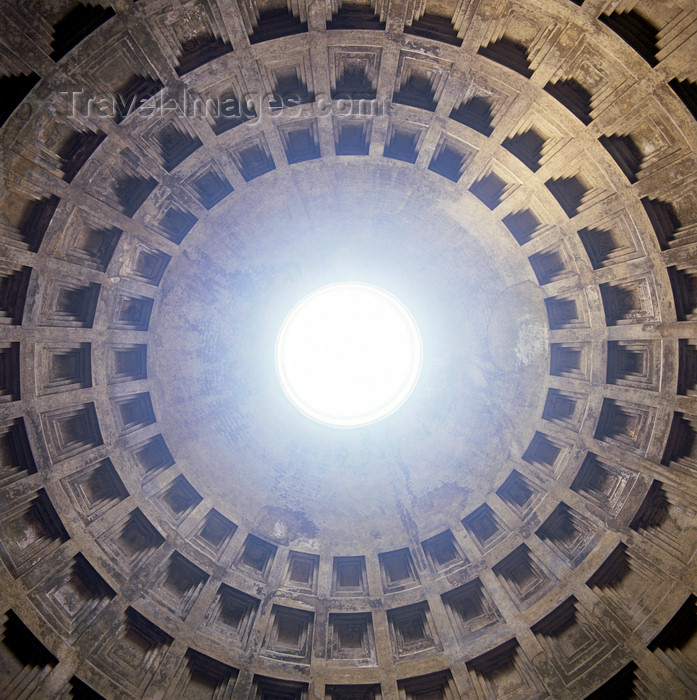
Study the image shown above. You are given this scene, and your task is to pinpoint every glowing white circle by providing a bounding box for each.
[275,283,423,428]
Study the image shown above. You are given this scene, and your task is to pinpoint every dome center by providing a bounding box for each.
[275,282,423,428]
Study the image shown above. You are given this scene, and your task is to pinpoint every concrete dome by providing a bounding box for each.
[0,0,697,697]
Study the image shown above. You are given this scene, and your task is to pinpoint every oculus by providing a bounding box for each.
[275,283,422,428]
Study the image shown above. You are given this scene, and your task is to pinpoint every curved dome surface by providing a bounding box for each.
[0,0,697,698]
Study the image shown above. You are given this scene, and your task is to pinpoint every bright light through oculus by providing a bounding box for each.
[275,283,423,428]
